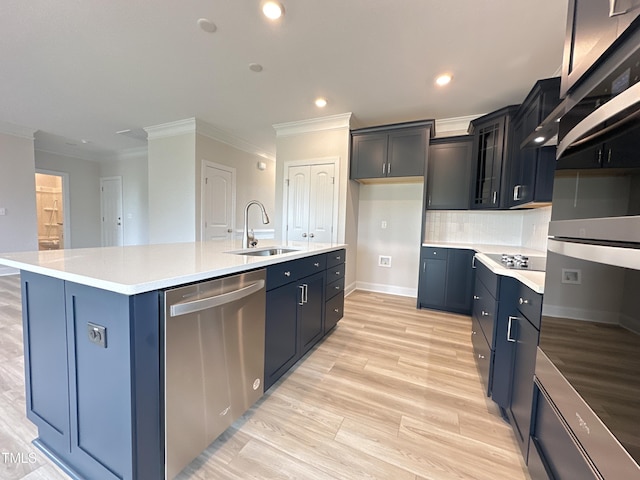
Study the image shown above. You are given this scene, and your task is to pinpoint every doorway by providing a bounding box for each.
[35,171,69,250]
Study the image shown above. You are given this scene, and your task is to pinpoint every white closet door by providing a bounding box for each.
[286,165,311,242]
[100,177,124,247]
[308,164,335,243]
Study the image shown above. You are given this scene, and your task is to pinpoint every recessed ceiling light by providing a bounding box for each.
[249,63,263,73]
[262,1,284,20]
[197,18,217,33]
[435,74,452,86]
[534,136,546,143]
[81,139,90,144]
[315,98,327,108]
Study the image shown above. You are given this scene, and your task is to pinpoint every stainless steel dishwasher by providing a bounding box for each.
[163,269,266,479]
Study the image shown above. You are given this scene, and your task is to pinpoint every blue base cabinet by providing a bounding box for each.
[21,271,162,480]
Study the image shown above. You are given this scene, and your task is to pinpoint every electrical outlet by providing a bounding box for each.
[381,220,387,229]
[378,255,391,267]
[562,268,581,284]
[0,207,6,216]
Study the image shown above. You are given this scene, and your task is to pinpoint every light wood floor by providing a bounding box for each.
[0,275,529,480]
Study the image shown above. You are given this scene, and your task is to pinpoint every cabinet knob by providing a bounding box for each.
[334,308,340,313]
[335,256,341,261]
[473,295,480,300]
[284,271,291,277]
[334,285,340,290]
[519,298,530,305]
[478,354,485,360]
[481,310,490,317]
[472,330,477,335]
[314,262,320,267]
[335,271,340,275]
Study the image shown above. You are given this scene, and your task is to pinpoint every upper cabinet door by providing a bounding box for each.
[351,133,387,179]
[387,127,426,178]
[471,118,506,209]
[427,137,472,210]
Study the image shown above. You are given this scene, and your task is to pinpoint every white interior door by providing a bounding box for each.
[308,164,335,243]
[285,162,335,243]
[286,165,311,242]
[100,176,124,247]
[202,162,235,241]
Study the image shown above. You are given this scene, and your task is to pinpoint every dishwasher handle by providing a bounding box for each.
[169,279,265,317]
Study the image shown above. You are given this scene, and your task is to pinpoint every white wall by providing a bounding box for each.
[100,151,149,245]
[356,183,423,297]
[0,132,38,271]
[147,133,196,244]
[195,134,275,238]
[34,150,101,248]
[275,118,357,292]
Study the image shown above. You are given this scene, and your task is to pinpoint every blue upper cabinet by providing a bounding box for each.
[350,121,433,181]
[561,0,640,97]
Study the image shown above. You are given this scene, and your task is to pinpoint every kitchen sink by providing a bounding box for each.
[229,247,300,257]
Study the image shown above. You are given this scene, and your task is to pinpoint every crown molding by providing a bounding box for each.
[195,119,275,161]
[114,146,148,162]
[434,114,483,137]
[273,112,352,137]
[0,121,37,140]
[34,147,112,163]
[144,118,196,140]
[144,117,275,161]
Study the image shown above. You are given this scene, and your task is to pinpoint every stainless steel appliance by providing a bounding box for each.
[163,269,266,479]
[534,63,640,476]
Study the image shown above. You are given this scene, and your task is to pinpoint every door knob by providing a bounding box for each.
[302,233,307,238]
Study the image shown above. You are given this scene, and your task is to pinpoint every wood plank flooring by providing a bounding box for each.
[0,275,529,479]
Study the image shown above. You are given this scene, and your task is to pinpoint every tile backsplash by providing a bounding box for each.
[424,206,551,251]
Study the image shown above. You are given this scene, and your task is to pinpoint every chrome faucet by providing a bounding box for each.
[242,200,270,248]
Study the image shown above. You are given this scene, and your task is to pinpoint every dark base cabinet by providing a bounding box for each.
[418,247,474,315]
[264,249,345,391]
[21,271,162,480]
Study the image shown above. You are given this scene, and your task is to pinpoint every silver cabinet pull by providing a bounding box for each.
[473,295,480,300]
[478,354,485,360]
[472,256,477,269]
[284,271,291,277]
[507,316,517,343]
[481,310,490,317]
[298,285,305,305]
[609,0,628,16]
[334,308,340,313]
[428,195,431,206]
[335,255,341,261]
[607,149,612,164]
[597,149,603,165]
[513,185,522,201]
[519,298,530,305]
[387,162,391,175]
[303,284,308,304]
[382,163,386,175]
[423,261,426,273]
[334,285,340,290]
[314,262,320,267]
[492,191,498,204]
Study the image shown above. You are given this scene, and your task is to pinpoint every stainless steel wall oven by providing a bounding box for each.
[534,33,640,478]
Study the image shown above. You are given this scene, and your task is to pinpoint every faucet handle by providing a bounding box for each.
[249,229,258,247]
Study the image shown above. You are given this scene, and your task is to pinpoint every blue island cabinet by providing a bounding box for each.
[21,271,162,480]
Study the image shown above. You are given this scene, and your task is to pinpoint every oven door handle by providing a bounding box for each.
[556,82,640,158]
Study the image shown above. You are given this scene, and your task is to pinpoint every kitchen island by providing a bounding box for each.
[0,240,346,480]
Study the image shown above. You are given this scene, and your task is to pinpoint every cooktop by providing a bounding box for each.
[484,253,547,272]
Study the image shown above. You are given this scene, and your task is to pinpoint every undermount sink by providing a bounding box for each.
[229,247,300,257]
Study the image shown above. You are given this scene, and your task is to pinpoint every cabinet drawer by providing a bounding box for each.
[326,278,344,301]
[326,263,345,284]
[326,249,346,268]
[472,315,492,396]
[475,259,499,298]
[325,293,344,332]
[267,254,326,291]
[423,247,448,260]
[472,280,496,348]
[516,283,542,329]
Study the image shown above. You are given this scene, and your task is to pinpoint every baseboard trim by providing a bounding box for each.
[354,281,417,298]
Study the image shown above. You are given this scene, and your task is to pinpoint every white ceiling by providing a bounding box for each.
[1,0,568,161]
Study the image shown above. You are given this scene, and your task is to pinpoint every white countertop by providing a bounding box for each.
[0,240,346,295]
[422,242,546,294]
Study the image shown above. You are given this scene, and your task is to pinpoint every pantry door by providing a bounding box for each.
[284,160,336,244]
[202,161,235,241]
